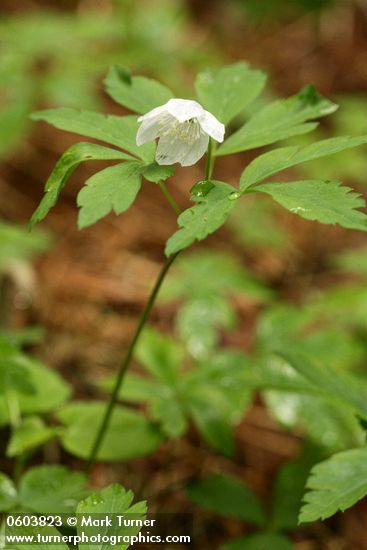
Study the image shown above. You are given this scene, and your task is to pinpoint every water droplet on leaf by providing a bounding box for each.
[190,180,215,198]
[229,192,241,200]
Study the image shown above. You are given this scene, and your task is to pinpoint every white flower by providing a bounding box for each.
[136,98,225,167]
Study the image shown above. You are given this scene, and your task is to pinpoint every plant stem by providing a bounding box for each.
[205,139,214,180]
[85,251,179,473]
[158,181,181,216]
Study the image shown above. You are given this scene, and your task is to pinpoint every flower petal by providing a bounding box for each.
[198,110,225,143]
[180,132,209,166]
[136,116,162,145]
[166,99,205,123]
[156,134,190,165]
[137,104,168,122]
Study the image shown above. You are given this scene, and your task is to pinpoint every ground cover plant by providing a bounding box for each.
[2,58,367,549]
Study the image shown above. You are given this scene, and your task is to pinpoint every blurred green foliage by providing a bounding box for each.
[0,221,51,271]
[0,0,218,159]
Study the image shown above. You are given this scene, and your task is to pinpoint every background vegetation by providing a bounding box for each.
[1,0,367,548]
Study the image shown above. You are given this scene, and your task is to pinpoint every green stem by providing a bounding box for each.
[85,250,180,474]
[158,181,181,216]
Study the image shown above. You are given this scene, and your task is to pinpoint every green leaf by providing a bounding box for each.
[8,525,69,550]
[0,357,71,427]
[31,109,155,161]
[176,296,235,359]
[104,65,174,114]
[77,484,147,550]
[165,182,239,256]
[217,85,337,156]
[6,416,58,457]
[142,162,175,183]
[195,62,266,124]
[0,363,34,396]
[19,465,89,514]
[271,452,318,530]
[187,474,265,525]
[220,534,293,550]
[256,180,367,231]
[279,349,367,419]
[0,221,51,267]
[240,136,367,190]
[30,142,132,228]
[135,328,181,385]
[0,473,18,512]
[264,390,365,453]
[103,373,187,439]
[162,250,272,302]
[57,401,163,461]
[299,447,367,523]
[77,161,143,228]
[102,372,161,403]
[188,393,235,457]
[149,395,187,438]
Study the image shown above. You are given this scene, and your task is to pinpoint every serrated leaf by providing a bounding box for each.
[187,474,265,525]
[256,180,367,231]
[77,161,143,228]
[299,447,367,522]
[272,453,315,530]
[77,484,147,550]
[195,62,266,124]
[240,135,367,190]
[165,182,238,256]
[217,85,337,156]
[57,401,163,461]
[31,109,155,161]
[142,162,175,183]
[6,416,58,457]
[19,465,89,514]
[104,65,174,114]
[30,142,132,228]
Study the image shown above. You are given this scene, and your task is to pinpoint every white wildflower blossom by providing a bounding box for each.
[136,98,225,167]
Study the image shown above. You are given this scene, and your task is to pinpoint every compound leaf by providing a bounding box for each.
[104,65,174,114]
[77,161,143,228]
[217,85,337,156]
[299,447,367,522]
[255,180,367,232]
[30,142,132,228]
[165,181,239,256]
[31,109,155,161]
[195,62,266,124]
[240,135,367,190]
